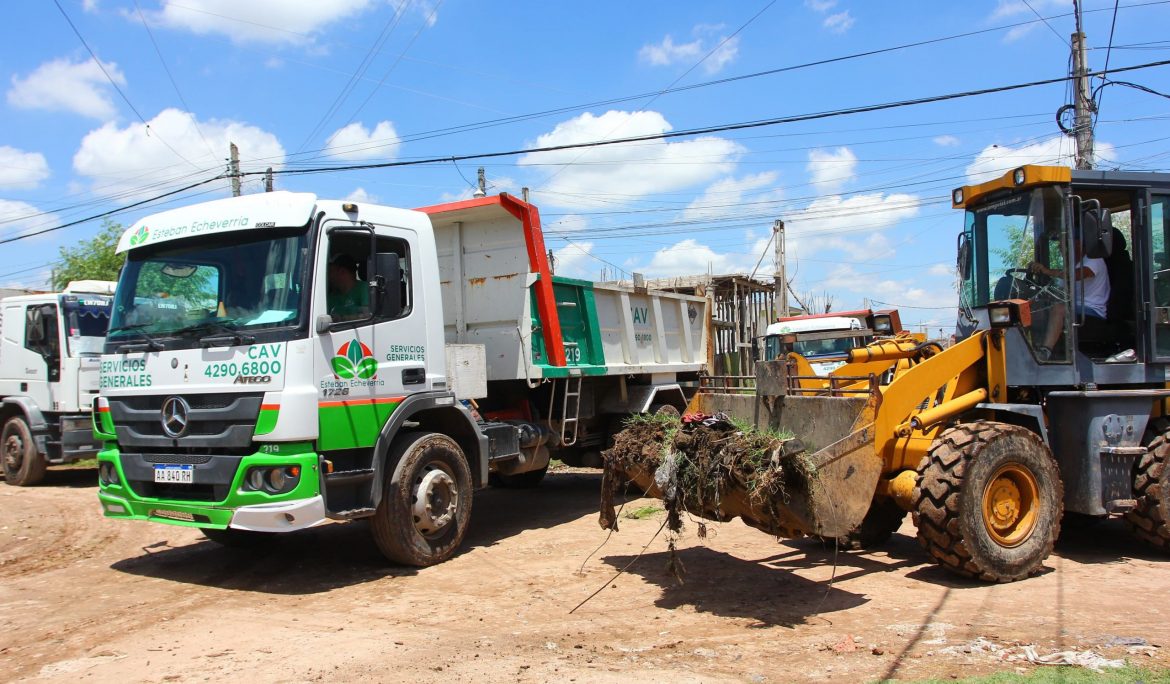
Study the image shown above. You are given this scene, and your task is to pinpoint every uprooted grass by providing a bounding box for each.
[601,413,817,578]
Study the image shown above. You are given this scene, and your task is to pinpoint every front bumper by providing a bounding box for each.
[97,444,327,532]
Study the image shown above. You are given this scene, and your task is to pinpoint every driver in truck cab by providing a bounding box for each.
[326,252,369,320]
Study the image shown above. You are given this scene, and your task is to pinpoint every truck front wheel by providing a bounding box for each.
[2,416,46,487]
[372,432,472,566]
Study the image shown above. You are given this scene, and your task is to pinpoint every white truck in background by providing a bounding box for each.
[1,282,114,485]
[95,192,708,566]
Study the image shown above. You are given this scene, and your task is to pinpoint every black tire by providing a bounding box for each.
[490,463,549,489]
[201,527,276,548]
[1125,418,1170,550]
[2,416,46,487]
[820,497,907,551]
[650,403,681,418]
[912,421,1062,582]
[371,432,472,566]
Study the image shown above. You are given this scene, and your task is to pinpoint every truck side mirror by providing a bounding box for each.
[374,252,402,318]
[1080,201,1113,259]
[315,314,333,334]
[956,232,971,281]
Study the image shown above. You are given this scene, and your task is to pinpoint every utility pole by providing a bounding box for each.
[264,167,273,193]
[229,142,241,197]
[1071,0,1095,170]
[548,249,556,274]
[773,219,788,318]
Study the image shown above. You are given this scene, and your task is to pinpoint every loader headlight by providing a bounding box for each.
[987,299,1032,329]
[952,188,964,206]
[870,313,893,334]
[1013,167,1026,185]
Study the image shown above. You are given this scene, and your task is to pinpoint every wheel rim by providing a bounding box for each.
[411,462,459,538]
[981,462,1040,547]
[4,434,23,472]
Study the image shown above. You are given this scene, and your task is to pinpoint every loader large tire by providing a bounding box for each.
[1125,418,1170,551]
[819,497,906,551]
[912,422,1062,582]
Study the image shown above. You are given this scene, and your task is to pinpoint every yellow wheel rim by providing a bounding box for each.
[981,463,1040,547]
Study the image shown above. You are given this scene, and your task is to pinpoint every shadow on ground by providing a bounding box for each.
[0,467,98,489]
[110,470,605,595]
[599,544,871,628]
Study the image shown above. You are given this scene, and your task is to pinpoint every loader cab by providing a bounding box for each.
[954,165,1170,385]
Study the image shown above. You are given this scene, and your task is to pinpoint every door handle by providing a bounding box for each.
[402,367,425,385]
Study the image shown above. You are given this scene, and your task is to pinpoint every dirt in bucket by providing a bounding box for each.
[599,412,816,576]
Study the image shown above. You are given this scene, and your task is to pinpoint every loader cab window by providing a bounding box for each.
[1150,196,1170,357]
[963,186,1071,362]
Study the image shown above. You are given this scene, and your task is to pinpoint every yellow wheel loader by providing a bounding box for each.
[609,165,1170,582]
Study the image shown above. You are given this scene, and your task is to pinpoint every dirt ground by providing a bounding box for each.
[1,467,1167,683]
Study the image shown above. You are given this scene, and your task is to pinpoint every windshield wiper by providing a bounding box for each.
[107,323,164,351]
[174,319,256,346]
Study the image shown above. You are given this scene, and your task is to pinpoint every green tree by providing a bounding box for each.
[50,219,125,289]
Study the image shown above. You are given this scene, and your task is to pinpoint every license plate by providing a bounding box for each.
[154,464,194,484]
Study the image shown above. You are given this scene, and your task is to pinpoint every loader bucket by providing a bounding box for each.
[603,390,881,539]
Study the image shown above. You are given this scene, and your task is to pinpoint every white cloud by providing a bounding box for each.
[346,187,378,203]
[551,240,597,280]
[0,199,62,244]
[805,0,837,11]
[73,108,285,198]
[0,147,50,190]
[636,237,772,278]
[929,263,954,277]
[682,172,782,222]
[324,121,401,160]
[150,0,375,44]
[933,135,960,147]
[639,29,739,74]
[989,0,1065,41]
[964,137,1117,184]
[823,11,855,33]
[7,57,126,120]
[82,0,99,11]
[519,110,743,207]
[786,192,922,261]
[819,263,957,314]
[807,147,858,191]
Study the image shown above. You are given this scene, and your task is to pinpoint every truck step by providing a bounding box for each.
[325,468,376,486]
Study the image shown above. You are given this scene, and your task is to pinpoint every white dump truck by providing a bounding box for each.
[95,191,708,565]
[1,282,114,485]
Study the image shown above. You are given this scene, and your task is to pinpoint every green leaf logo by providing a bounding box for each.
[333,338,377,380]
[129,225,149,246]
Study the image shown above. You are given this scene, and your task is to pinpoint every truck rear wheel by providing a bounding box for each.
[1125,418,1170,551]
[820,497,907,551]
[372,432,472,566]
[2,416,46,487]
[913,422,1062,582]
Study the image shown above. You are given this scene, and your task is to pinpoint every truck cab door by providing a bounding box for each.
[314,222,424,452]
[20,304,60,407]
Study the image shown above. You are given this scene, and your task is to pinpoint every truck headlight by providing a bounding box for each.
[987,299,1032,329]
[871,314,893,334]
[243,466,300,494]
[98,461,120,486]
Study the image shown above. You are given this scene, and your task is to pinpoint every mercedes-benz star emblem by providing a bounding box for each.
[161,396,191,438]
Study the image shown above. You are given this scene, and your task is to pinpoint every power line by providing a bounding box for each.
[51,0,201,170]
[1020,0,1070,47]
[9,59,1170,247]
[131,0,217,160]
[1096,0,1123,123]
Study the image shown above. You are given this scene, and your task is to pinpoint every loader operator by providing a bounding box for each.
[327,253,370,320]
[1028,238,1109,361]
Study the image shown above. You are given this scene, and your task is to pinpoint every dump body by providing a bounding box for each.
[424,198,708,382]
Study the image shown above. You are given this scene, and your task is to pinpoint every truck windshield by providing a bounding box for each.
[792,336,865,358]
[107,227,308,350]
[63,298,111,356]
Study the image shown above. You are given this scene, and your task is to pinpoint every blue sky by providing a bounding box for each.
[3,0,1170,332]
